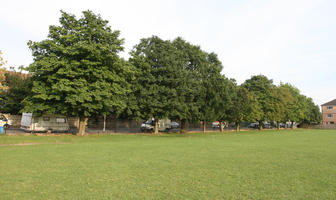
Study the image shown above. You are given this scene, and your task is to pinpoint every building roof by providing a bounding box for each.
[0,70,30,79]
[321,99,336,106]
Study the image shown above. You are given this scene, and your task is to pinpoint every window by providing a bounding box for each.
[327,114,333,118]
[327,106,333,110]
[43,117,50,121]
[56,118,66,123]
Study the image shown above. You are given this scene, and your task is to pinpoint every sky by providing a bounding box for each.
[1,0,335,106]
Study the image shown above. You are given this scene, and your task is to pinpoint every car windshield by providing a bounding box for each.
[145,119,153,124]
[0,115,7,121]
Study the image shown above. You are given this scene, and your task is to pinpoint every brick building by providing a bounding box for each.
[321,99,336,125]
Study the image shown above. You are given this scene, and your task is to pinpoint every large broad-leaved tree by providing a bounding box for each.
[228,85,261,131]
[242,75,277,130]
[193,52,224,133]
[170,38,209,133]
[129,36,183,134]
[23,10,133,135]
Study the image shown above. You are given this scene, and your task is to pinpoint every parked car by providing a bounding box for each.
[171,121,179,129]
[279,123,286,128]
[212,121,220,128]
[263,122,271,129]
[248,122,259,129]
[248,122,273,129]
[0,114,12,128]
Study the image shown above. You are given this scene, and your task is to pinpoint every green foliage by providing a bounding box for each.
[228,85,261,125]
[129,36,182,121]
[130,36,228,133]
[242,75,277,122]
[0,71,32,114]
[19,10,321,129]
[169,37,206,122]
[23,10,133,119]
[279,83,306,123]
[0,51,8,93]
[193,52,224,124]
[171,38,229,124]
[302,97,322,124]
[276,84,294,122]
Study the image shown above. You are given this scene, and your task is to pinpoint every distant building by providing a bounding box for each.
[321,99,336,125]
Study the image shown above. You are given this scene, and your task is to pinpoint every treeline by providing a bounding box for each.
[0,11,321,134]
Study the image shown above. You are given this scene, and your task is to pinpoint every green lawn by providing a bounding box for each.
[1,129,336,199]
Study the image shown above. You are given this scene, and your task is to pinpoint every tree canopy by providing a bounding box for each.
[242,75,279,129]
[129,36,232,133]
[10,10,322,134]
[23,10,133,135]
[228,85,261,131]
[0,71,32,114]
[129,36,185,133]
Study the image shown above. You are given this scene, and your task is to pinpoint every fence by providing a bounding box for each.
[303,124,336,129]
[5,114,305,133]
[85,116,216,133]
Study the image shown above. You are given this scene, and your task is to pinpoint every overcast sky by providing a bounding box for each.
[1,0,335,106]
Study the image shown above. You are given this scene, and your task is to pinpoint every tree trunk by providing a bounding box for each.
[103,114,106,132]
[259,121,263,131]
[203,121,206,133]
[236,122,240,132]
[219,121,224,132]
[78,117,88,136]
[154,118,159,134]
[180,119,187,134]
[291,121,294,129]
[277,121,280,130]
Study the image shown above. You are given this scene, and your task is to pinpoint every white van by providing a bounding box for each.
[21,113,70,132]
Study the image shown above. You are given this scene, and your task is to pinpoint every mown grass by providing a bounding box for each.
[1,129,336,199]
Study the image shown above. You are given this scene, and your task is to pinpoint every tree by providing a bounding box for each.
[195,53,224,133]
[0,70,32,114]
[130,36,225,134]
[228,85,261,131]
[279,83,305,128]
[301,97,321,124]
[269,85,289,129]
[0,51,8,93]
[170,38,210,133]
[23,10,133,135]
[129,36,177,134]
[242,75,277,130]
[215,78,236,132]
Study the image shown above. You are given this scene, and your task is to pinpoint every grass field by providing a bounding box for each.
[1,129,336,199]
